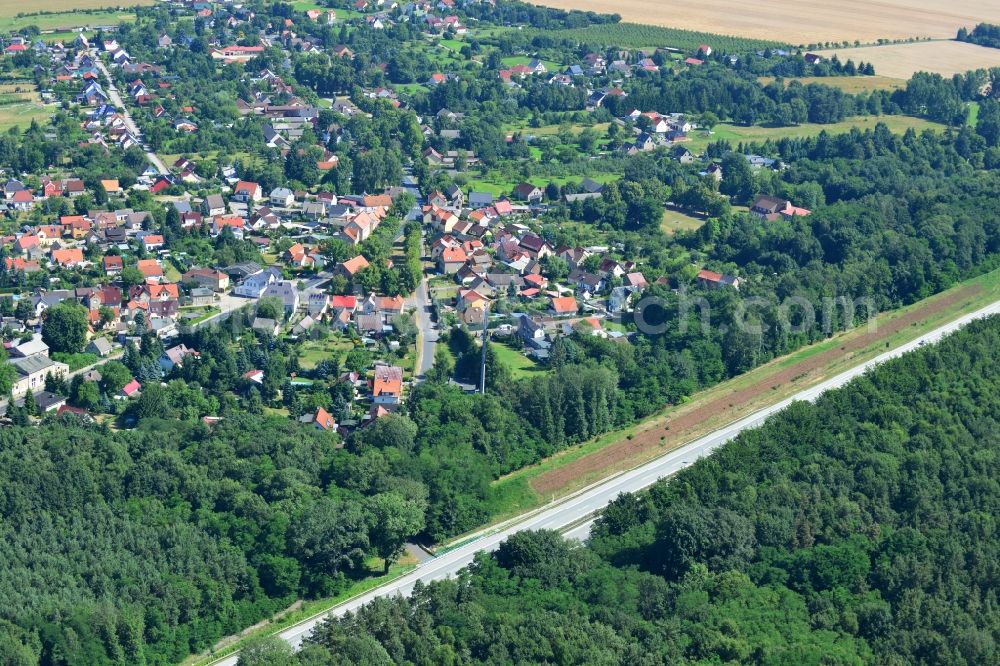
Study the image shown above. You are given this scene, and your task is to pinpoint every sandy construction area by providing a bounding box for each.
[817,41,1000,79]
[529,0,1000,45]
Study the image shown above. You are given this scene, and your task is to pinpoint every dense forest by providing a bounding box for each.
[957,23,1000,50]
[253,315,1000,666]
[0,416,427,665]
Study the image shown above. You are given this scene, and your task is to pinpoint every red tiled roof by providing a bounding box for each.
[697,269,723,283]
[550,295,578,314]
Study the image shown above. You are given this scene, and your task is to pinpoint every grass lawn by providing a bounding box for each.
[179,306,221,325]
[492,342,546,379]
[500,55,562,72]
[51,351,99,372]
[0,8,139,32]
[297,336,355,370]
[163,260,183,283]
[439,38,465,52]
[509,122,612,137]
[0,101,52,131]
[473,264,1000,530]
[463,170,618,198]
[968,101,980,127]
[661,206,707,235]
[262,406,290,418]
[429,283,459,300]
[685,115,946,153]
[758,75,906,93]
[39,29,89,43]
[394,82,430,95]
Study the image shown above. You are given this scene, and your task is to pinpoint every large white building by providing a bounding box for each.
[10,356,68,396]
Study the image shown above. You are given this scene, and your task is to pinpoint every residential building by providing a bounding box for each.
[261,280,300,315]
[159,344,198,373]
[696,268,743,290]
[182,268,230,291]
[371,364,403,405]
[11,356,69,396]
[234,268,279,298]
[202,194,226,216]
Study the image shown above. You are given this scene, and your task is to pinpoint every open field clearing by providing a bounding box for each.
[493,343,546,379]
[683,115,945,153]
[486,265,1000,517]
[661,206,706,235]
[818,40,1000,79]
[0,101,52,131]
[529,0,1000,45]
[758,75,907,93]
[0,7,144,31]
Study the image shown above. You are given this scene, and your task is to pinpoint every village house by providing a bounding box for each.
[550,295,579,316]
[85,337,113,357]
[182,268,230,291]
[202,194,226,217]
[234,268,280,298]
[189,288,215,307]
[300,406,337,431]
[160,344,199,374]
[438,246,467,274]
[261,281,300,316]
[750,194,811,221]
[337,255,370,280]
[136,259,164,280]
[696,268,743,290]
[232,180,263,203]
[513,182,544,204]
[371,364,403,405]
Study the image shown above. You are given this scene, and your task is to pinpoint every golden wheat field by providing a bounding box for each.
[529,0,1000,45]
[817,41,1000,79]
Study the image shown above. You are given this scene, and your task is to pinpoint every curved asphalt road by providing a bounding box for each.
[209,299,1000,664]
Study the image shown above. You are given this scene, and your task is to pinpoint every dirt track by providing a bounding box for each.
[531,284,980,495]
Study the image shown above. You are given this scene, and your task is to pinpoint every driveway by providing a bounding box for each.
[188,293,253,332]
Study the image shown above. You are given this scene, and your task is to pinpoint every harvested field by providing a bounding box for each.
[758,75,907,93]
[529,283,982,496]
[528,0,1000,45]
[817,40,1000,79]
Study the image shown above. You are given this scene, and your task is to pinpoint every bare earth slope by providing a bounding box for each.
[528,0,1000,44]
